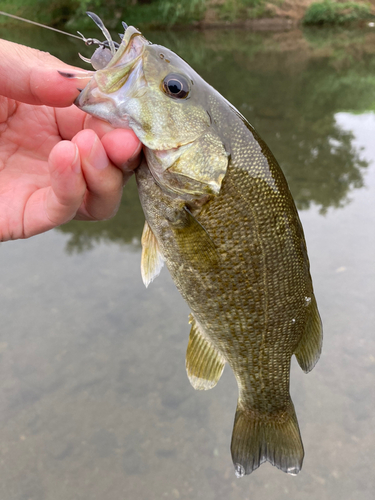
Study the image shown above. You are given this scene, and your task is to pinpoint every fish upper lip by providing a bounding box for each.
[75,34,147,116]
[109,30,146,69]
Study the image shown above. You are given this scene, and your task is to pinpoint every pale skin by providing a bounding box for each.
[0,39,142,241]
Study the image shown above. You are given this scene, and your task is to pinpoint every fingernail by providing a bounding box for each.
[90,137,109,170]
[71,144,81,173]
[57,70,77,79]
[123,142,142,168]
[129,142,142,161]
[96,122,115,134]
[84,118,115,136]
[57,69,94,79]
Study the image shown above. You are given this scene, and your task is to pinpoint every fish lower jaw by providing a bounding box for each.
[75,99,132,131]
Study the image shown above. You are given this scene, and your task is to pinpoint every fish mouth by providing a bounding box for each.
[75,26,148,126]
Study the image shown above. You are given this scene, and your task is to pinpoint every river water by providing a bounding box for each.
[0,22,374,500]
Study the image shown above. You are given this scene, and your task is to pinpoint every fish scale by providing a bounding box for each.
[75,17,323,477]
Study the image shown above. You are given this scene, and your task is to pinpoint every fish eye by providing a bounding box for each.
[162,73,190,99]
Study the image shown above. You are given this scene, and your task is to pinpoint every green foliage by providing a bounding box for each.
[213,0,265,22]
[0,0,77,26]
[158,0,207,26]
[68,0,127,30]
[67,0,207,30]
[303,1,372,25]
[0,0,281,29]
[74,0,102,18]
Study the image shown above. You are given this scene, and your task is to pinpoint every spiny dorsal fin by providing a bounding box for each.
[141,221,164,288]
[294,294,323,373]
[186,314,225,390]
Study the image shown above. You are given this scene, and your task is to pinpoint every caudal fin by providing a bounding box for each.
[230,402,304,477]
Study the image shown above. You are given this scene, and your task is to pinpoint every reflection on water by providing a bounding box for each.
[0,24,373,249]
[0,23,374,500]
[58,177,144,252]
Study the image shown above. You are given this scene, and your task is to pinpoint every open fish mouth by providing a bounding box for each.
[92,26,147,91]
[74,20,148,127]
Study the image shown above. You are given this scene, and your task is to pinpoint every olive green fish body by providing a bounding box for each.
[75,22,323,476]
[136,101,321,475]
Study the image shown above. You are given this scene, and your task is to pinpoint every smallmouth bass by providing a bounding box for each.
[74,16,323,477]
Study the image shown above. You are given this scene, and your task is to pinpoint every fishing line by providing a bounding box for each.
[0,11,83,40]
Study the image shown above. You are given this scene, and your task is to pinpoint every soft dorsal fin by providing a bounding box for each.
[294,294,323,373]
[140,221,164,287]
[186,314,226,390]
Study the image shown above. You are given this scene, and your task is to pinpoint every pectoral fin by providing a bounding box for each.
[186,314,225,390]
[141,221,164,287]
[172,207,220,270]
[294,295,323,373]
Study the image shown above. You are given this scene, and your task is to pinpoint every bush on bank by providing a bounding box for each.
[303,1,372,25]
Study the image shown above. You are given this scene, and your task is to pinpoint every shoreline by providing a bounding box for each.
[191,17,298,31]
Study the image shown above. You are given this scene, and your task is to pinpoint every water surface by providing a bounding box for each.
[0,23,374,500]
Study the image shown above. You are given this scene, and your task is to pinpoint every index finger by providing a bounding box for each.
[0,39,90,107]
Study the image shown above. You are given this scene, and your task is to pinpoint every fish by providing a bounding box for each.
[73,14,323,477]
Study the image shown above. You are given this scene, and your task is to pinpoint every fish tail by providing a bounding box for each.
[230,400,304,477]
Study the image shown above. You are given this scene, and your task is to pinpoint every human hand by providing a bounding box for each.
[0,39,141,242]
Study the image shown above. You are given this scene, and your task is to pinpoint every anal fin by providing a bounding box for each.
[294,294,323,373]
[141,221,164,288]
[186,314,225,391]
